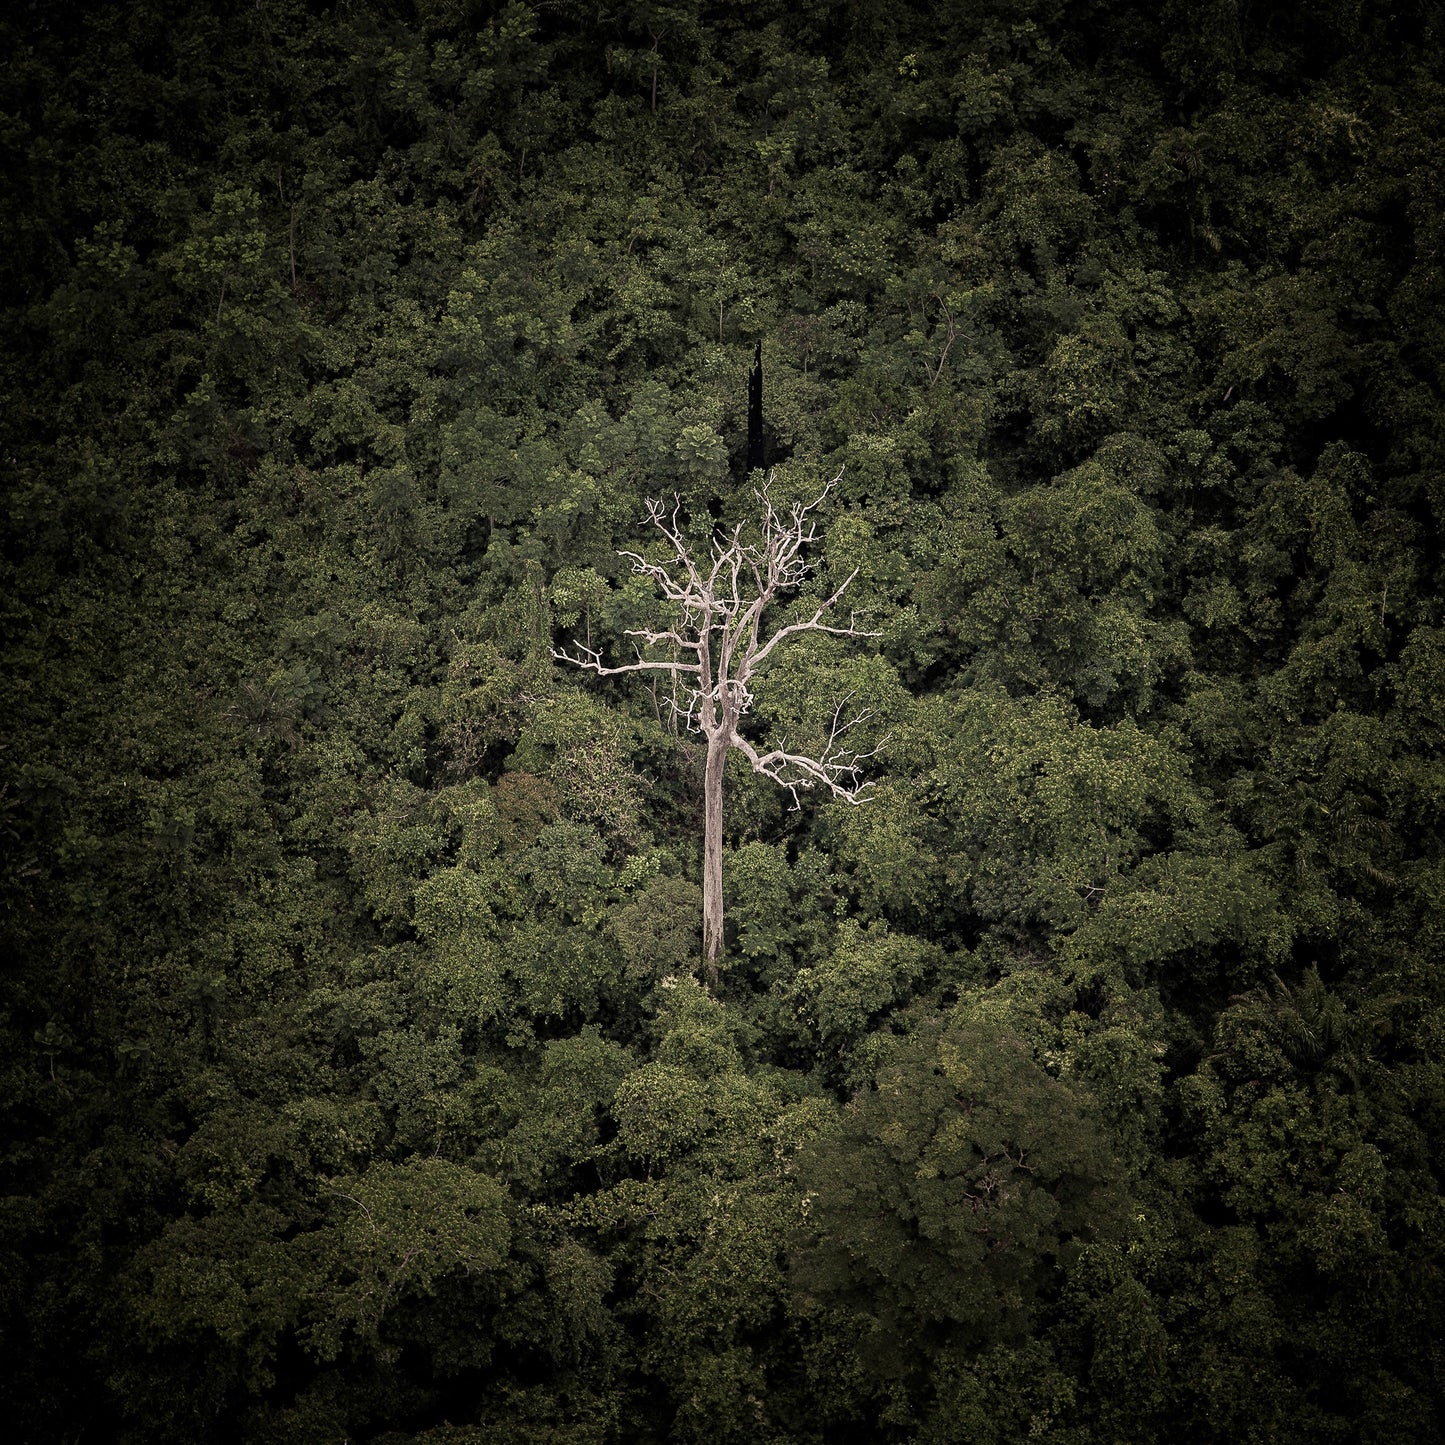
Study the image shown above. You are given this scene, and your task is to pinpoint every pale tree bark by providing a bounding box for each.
[554,471,880,977]
[701,720,731,964]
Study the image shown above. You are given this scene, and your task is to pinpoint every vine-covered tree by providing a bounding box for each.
[555,476,879,969]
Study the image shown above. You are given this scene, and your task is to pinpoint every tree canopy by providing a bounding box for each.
[2,1,1443,1440]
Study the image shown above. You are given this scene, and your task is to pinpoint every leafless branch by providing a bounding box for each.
[551,466,883,967]
[927,292,958,388]
[730,693,886,809]
[550,639,701,677]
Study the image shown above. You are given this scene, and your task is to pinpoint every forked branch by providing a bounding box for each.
[730,694,885,809]
[551,467,885,969]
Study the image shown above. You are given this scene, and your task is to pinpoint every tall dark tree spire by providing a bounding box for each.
[747,340,764,472]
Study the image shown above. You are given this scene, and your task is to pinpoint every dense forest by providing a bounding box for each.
[3,0,1444,1439]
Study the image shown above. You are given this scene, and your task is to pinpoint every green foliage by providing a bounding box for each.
[793,1011,1128,1406]
[3,0,1444,1439]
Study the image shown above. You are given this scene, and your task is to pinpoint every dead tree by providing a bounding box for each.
[747,340,765,471]
[553,472,880,972]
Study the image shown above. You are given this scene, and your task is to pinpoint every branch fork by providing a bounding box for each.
[553,469,884,969]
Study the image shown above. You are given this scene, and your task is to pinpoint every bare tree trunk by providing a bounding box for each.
[552,474,881,986]
[702,725,728,978]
